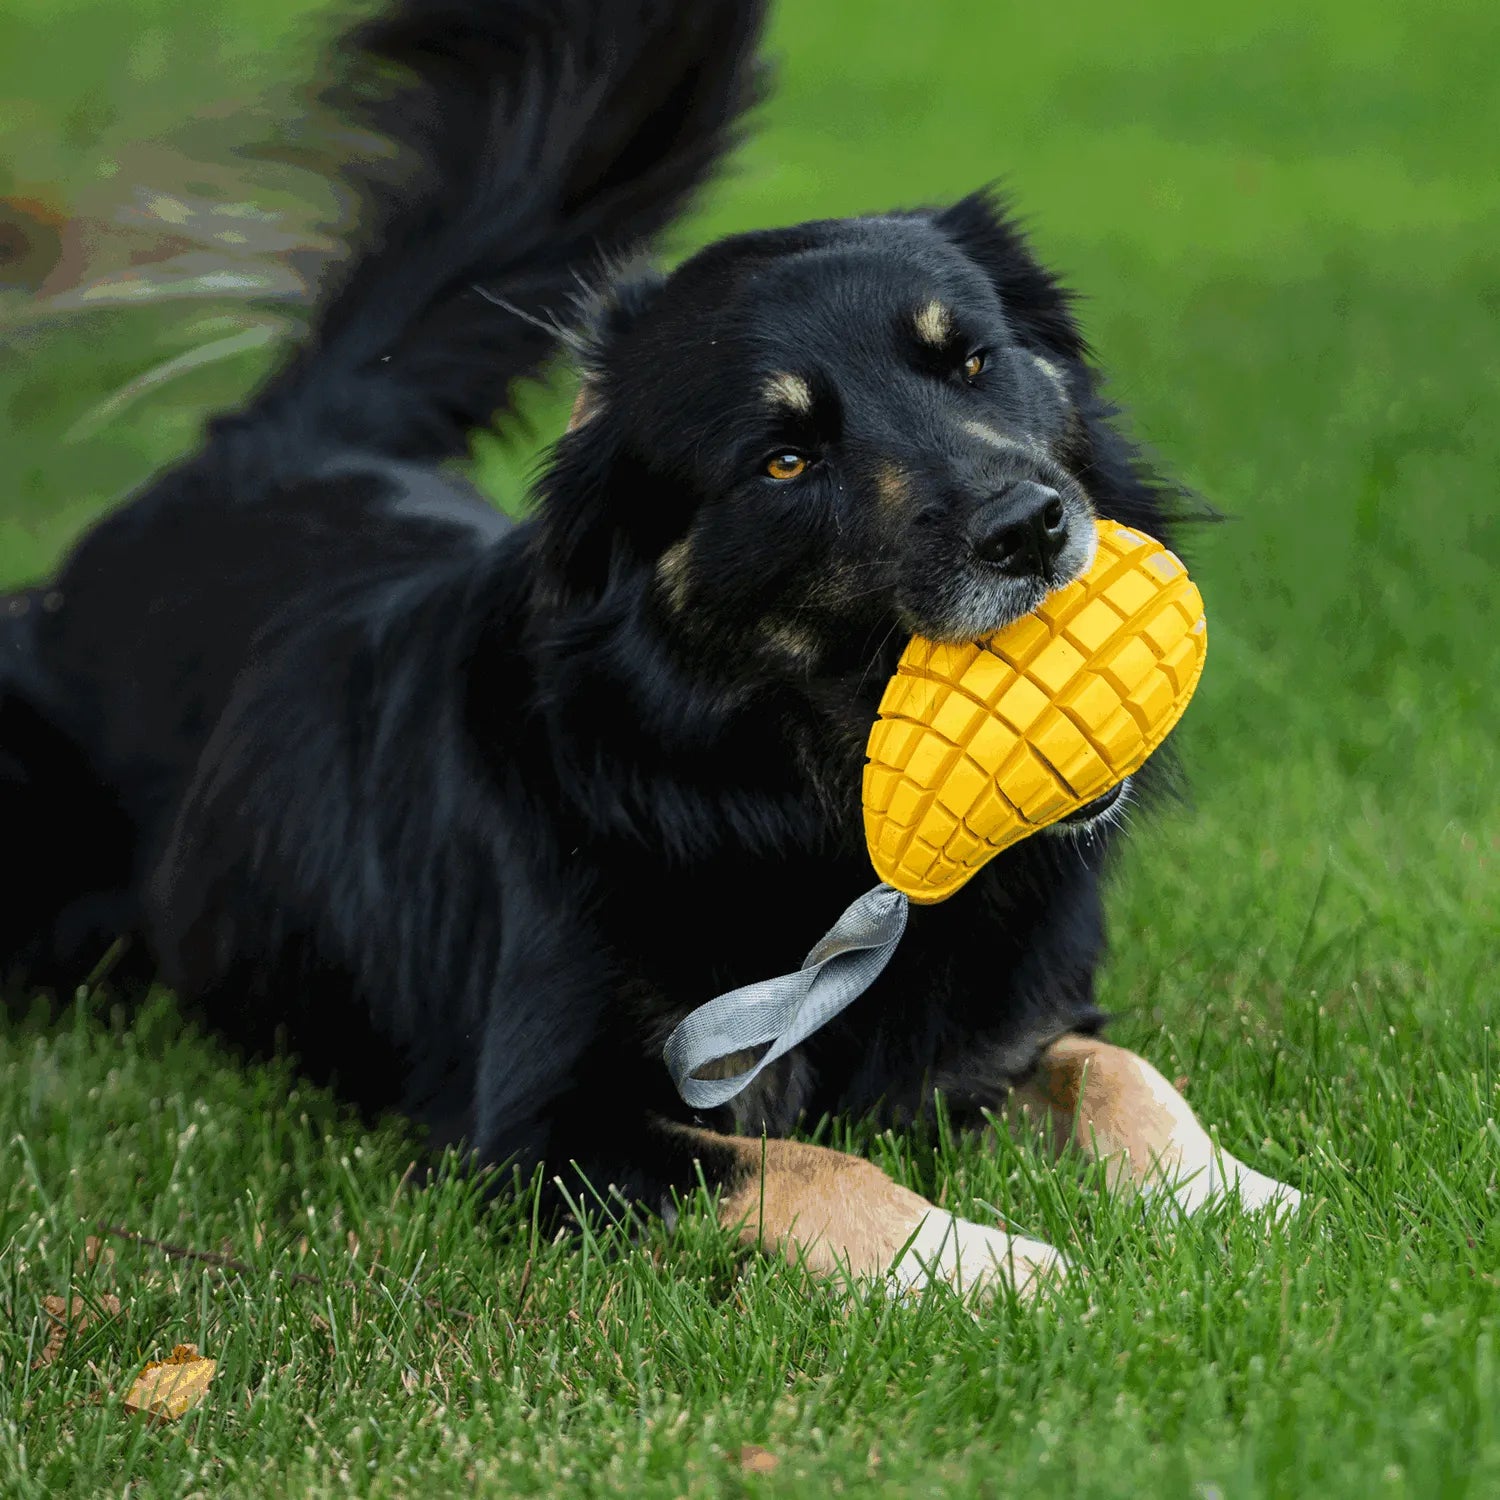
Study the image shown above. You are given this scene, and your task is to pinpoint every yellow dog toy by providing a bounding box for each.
[864,518,1206,901]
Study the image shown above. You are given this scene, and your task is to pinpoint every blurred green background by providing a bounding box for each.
[3,0,1494,1006]
[1,1,1497,1492]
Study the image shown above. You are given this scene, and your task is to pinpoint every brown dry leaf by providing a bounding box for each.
[34,1293,123,1369]
[82,1235,116,1270]
[122,1344,217,1422]
[738,1445,780,1475]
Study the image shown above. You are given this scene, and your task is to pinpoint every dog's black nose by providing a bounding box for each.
[969,482,1068,576]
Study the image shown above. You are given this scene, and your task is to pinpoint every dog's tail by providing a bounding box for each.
[231,0,768,468]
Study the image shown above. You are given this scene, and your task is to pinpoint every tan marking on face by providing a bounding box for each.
[961,419,1040,458]
[684,1130,1064,1297]
[567,381,600,431]
[874,462,910,514]
[914,299,954,347]
[1030,353,1069,397]
[761,619,822,667]
[656,538,693,613]
[763,372,814,415]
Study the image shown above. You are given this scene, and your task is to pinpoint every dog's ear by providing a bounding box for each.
[536,399,697,608]
[567,267,669,432]
[533,267,681,598]
[934,188,1087,362]
[579,268,669,369]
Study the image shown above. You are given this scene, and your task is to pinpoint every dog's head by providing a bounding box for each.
[538,192,1151,693]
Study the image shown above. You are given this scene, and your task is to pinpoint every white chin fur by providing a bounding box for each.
[1043,775,1134,841]
[889,1210,1070,1302]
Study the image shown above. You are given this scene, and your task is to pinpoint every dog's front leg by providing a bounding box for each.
[666,1124,1068,1301]
[1007,1034,1302,1216]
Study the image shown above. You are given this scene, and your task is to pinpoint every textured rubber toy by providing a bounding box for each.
[864,518,1206,903]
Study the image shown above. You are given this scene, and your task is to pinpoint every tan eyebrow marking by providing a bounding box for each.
[656,538,693,612]
[763,372,814,414]
[875,462,910,513]
[914,300,954,347]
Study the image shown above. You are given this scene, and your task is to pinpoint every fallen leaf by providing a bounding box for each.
[122,1345,216,1422]
[739,1445,780,1474]
[34,1293,123,1368]
[82,1236,116,1270]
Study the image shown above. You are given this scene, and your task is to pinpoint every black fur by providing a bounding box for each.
[2,0,1182,1215]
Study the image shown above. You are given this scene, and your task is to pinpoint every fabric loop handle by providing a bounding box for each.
[662,883,910,1109]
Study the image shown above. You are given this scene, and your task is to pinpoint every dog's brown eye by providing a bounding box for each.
[963,352,985,381]
[766,452,807,480]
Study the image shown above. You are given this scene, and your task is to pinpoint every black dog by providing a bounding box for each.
[1,0,1297,1295]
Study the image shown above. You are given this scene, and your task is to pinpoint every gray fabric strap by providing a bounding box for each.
[663,883,910,1110]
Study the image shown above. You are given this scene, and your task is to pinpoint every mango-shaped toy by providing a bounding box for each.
[864,518,1206,903]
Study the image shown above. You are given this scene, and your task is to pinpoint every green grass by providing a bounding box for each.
[2,0,1497,1494]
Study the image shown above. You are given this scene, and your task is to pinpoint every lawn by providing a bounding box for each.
[2,0,1497,1494]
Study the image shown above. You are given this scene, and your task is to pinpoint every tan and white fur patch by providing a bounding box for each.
[914,299,953,347]
[655,537,693,613]
[1008,1034,1302,1218]
[961,419,1045,461]
[1029,352,1069,398]
[568,381,600,431]
[760,619,822,668]
[874,462,910,514]
[700,1131,1067,1301]
[763,371,814,415]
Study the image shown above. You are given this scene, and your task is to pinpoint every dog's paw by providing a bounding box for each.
[1222,1161,1303,1219]
[889,1211,1069,1302]
[1146,1150,1303,1222]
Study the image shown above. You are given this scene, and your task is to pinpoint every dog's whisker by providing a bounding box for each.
[856,620,902,696]
[472,284,590,357]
